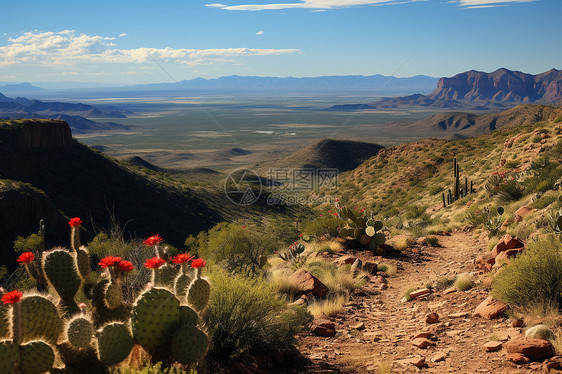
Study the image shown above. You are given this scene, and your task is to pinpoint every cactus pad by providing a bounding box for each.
[174,274,192,298]
[156,264,178,288]
[76,247,90,279]
[91,278,129,327]
[170,325,209,365]
[67,317,93,349]
[43,249,81,300]
[19,340,55,374]
[104,282,122,310]
[0,340,19,374]
[0,304,8,339]
[131,287,180,347]
[20,295,61,345]
[97,322,134,366]
[187,278,210,311]
[179,306,198,327]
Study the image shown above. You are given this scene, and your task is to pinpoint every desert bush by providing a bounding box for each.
[198,222,276,275]
[425,236,440,247]
[493,235,562,308]
[429,276,455,291]
[306,240,342,254]
[204,271,311,361]
[525,157,562,194]
[304,214,341,238]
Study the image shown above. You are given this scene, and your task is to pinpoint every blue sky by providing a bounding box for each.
[0,0,560,83]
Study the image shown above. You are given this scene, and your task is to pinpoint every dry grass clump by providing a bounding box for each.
[305,240,342,254]
[454,273,474,291]
[268,269,299,296]
[388,235,415,250]
[308,295,347,319]
[378,263,397,276]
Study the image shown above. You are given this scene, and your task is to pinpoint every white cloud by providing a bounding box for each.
[256,30,264,35]
[118,33,127,37]
[458,0,536,7]
[206,0,413,11]
[0,30,300,66]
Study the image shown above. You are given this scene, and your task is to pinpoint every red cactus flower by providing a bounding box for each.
[335,198,339,202]
[145,257,166,269]
[242,226,246,229]
[68,217,83,227]
[99,256,122,269]
[319,214,323,217]
[118,260,134,272]
[172,253,194,264]
[2,290,23,304]
[17,252,35,264]
[191,258,206,268]
[299,233,303,237]
[143,234,164,246]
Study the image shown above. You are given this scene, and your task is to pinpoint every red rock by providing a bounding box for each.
[412,331,434,340]
[313,318,335,330]
[409,356,426,368]
[507,353,530,364]
[426,312,439,324]
[512,318,525,327]
[494,248,524,268]
[484,341,503,352]
[409,288,431,300]
[473,296,509,319]
[312,325,336,337]
[443,286,458,295]
[491,234,524,258]
[514,206,534,222]
[412,338,434,349]
[290,269,328,297]
[475,253,496,272]
[334,255,357,266]
[349,322,365,331]
[371,275,387,285]
[506,337,555,361]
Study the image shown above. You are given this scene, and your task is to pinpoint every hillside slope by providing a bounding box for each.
[258,138,384,173]
[315,109,562,229]
[0,120,221,268]
[408,104,562,137]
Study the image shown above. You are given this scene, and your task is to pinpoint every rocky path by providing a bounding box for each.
[297,231,547,373]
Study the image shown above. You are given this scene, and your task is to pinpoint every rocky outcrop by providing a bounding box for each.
[13,119,73,149]
[290,269,328,298]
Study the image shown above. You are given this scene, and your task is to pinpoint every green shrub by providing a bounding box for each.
[493,235,562,308]
[204,271,311,361]
[304,214,341,238]
[198,222,277,275]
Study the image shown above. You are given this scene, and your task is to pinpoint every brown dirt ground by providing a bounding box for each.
[295,231,553,374]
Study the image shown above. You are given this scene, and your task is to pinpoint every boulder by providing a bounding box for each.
[473,296,508,319]
[412,338,434,349]
[409,288,431,300]
[514,206,534,222]
[312,318,336,337]
[505,337,555,361]
[483,341,503,352]
[493,248,523,268]
[491,234,524,258]
[334,255,357,266]
[425,312,439,324]
[290,269,328,297]
[475,253,496,272]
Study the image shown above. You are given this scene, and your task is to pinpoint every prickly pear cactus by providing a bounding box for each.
[0,294,8,339]
[76,247,91,279]
[20,295,61,345]
[57,342,107,374]
[97,322,134,366]
[91,278,129,327]
[43,249,81,300]
[0,340,19,374]
[104,282,122,310]
[170,325,209,365]
[19,340,55,374]
[66,316,94,349]
[179,305,198,327]
[157,264,178,288]
[175,273,192,298]
[187,278,210,312]
[131,287,180,347]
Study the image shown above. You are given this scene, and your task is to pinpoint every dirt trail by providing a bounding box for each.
[297,232,540,374]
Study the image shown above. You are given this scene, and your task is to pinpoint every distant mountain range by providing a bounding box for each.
[331,68,562,110]
[0,82,44,94]
[126,74,438,92]
[0,92,129,134]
